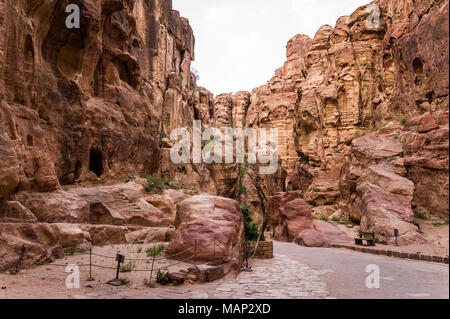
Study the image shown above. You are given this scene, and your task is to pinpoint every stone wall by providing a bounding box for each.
[246,241,273,259]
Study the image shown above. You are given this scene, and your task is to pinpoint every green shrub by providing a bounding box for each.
[141,174,196,192]
[414,210,428,220]
[376,238,388,245]
[241,205,262,242]
[146,244,166,257]
[399,117,408,125]
[66,246,86,256]
[120,278,130,286]
[239,183,247,195]
[371,126,382,132]
[320,214,329,222]
[432,220,449,227]
[386,156,398,163]
[120,261,135,273]
[331,216,340,222]
[240,158,249,177]
[137,247,142,253]
[156,270,169,285]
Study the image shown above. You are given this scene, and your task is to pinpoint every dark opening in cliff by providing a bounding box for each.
[89,148,103,177]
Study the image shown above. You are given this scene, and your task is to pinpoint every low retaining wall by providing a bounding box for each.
[331,244,449,264]
[246,241,273,259]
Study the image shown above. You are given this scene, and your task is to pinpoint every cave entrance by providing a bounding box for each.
[89,148,103,177]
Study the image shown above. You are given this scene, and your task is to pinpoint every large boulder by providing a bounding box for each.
[14,182,172,227]
[0,223,91,272]
[340,133,427,245]
[166,195,245,272]
[268,192,352,247]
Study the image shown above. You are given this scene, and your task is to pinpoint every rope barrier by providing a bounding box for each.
[43,237,252,284]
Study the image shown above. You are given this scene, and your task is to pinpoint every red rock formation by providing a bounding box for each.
[226,0,449,234]
[166,195,245,271]
[267,191,351,246]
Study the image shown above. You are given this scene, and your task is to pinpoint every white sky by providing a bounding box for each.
[172,0,369,95]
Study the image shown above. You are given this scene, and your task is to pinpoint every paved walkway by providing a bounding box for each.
[187,255,331,299]
[2,241,447,299]
[274,241,449,299]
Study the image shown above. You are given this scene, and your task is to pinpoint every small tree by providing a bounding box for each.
[241,205,261,242]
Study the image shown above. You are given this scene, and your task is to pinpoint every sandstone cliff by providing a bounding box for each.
[0,0,448,271]
[212,0,448,244]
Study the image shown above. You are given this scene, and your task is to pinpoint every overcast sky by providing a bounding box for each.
[172,0,369,95]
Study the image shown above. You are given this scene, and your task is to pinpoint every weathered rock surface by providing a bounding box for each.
[340,134,425,244]
[14,182,172,227]
[402,111,449,218]
[0,222,91,272]
[0,131,19,198]
[267,192,351,247]
[166,195,245,271]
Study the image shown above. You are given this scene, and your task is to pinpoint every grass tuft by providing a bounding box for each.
[146,244,166,257]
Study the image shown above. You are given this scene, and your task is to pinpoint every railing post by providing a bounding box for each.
[213,239,216,265]
[148,251,156,288]
[115,254,124,280]
[87,246,94,281]
[194,240,197,266]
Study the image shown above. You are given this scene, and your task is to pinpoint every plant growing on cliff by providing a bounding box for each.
[414,209,428,220]
[241,205,261,242]
[141,174,196,192]
[239,183,247,195]
[240,156,249,177]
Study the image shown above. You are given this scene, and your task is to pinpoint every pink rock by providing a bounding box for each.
[295,230,328,247]
[166,195,245,272]
[418,112,439,133]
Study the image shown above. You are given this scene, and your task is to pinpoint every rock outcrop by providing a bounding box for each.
[219,0,449,241]
[0,0,448,271]
[0,0,244,272]
[166,195,245,271]
[267,191,351,247]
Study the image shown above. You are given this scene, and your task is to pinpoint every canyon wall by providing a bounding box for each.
[0,0,245,271]
[214,0,448,243]
[0,0,448,269]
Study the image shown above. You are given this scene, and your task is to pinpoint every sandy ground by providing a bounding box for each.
[0,243,212,299]
[0,219,447,299]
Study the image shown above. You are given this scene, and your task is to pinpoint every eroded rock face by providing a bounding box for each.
[0,0,216,193]
[339,134,425,244]
[267,192,351,247]
[166,195,245,272]
[402,111,449,218]
[14,182,173,227]
[0,222,91,272]
[0,131,19,198]
[252,0,448,224]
